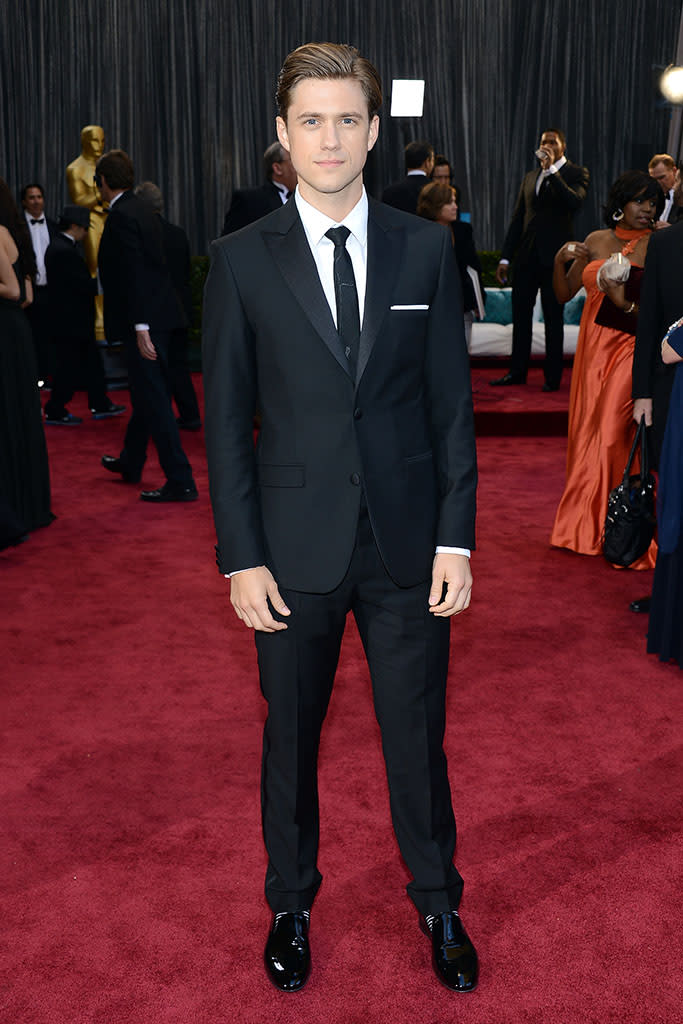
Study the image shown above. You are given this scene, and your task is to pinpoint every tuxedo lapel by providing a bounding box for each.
[357,202,403,383]
[262,204,351,378]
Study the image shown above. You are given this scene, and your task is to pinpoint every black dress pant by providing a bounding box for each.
[25,285,55,383]
[44,334,109,416]
[254,505,464,917]
[168,327,200,424]
[119,329,194,487]
[510,251,564,387]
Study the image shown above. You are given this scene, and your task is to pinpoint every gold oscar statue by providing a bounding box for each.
[66,125,107,339]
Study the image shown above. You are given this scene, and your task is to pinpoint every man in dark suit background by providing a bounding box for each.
[221,140,297,235]
[43,204,125,425]
[135,180,201,431]
[203,43,478,994]
[381,140,435,214]
[492,129,590,390]
[21,182,58,385]
[648,153,682,229]
[96,150,197,502]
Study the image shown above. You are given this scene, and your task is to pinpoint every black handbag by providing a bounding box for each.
[602,417,656,567]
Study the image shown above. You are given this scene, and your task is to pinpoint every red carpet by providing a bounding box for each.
[1,378,681,1023]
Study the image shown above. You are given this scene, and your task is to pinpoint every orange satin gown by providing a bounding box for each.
[550,258,656,569]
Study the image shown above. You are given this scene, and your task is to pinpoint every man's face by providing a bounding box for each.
[272,150,298,193]
[23,187,45,219]
[276,77,379,207]
[84,128,105,160]
[432,164,451,185]
[539,132,565,163]
[649,161,677,193]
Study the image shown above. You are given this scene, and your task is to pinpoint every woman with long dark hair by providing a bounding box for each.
[0,177,52,547]
[550,170,663,567]
[417,181,484,349]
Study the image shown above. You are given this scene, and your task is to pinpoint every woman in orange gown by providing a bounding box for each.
[550,171,664,568]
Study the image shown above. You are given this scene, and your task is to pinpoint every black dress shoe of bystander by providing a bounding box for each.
[490,372,526,386]
[139,482,198,503]
[420,911,479,992]
[100,455,140,484]
[629,595,651,614]
[264,912,311,992]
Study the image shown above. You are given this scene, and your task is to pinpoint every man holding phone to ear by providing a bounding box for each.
[492,129,590,391]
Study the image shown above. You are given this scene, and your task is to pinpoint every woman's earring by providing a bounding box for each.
[612,208,624,222]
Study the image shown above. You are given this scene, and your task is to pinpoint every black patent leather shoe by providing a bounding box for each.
[100,454,140,483]
[264,912,311,992]
[542,382,560,392]
[490,372,526,386]
[140,482,198,503]
[629,595,651,614]
[420,912,479,992]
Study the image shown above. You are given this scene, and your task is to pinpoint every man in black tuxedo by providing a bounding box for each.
[492,129,590,390]
[43,205,125,425]
[221,141,297,235]
[96,150,197,502]
[134,181,201,431]
[203,43,478,994]
[648,153,682,229]
[628,218,683,613]
[381,140,435,214]
[21,183,58,385]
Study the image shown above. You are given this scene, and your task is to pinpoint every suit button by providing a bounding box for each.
[350,473,361,486]
[353,408,362,419]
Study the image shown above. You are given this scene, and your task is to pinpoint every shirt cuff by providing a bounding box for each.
[135,323,150,331]
[436,546,471,558]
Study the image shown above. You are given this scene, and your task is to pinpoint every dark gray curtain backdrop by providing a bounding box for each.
[1,0,681,254]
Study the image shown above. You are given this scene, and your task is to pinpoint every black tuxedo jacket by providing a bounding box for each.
[98,191,186,341]
[45,233,97,339]
[500,161,590,267]
[203,197,477,593]
[160,216,193,323]
[632,221,682,428]
[381,174,430,215]
[222,182,285,235]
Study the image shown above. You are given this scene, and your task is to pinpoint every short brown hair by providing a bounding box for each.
[96,149,135,190]
[417,181,454,221]
[648,153,675,171]
[276,42,382,122]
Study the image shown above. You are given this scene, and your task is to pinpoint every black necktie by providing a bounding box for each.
[30,217,45,225]
[325,226,360,377]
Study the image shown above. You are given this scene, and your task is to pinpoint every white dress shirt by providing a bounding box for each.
[295,187,368,327]
[25,210,50,286]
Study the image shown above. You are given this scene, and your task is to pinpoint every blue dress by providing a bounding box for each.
[647,324,683,667]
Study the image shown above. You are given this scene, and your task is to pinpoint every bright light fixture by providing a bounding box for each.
[390,80,425,117]
[660,65,683,105]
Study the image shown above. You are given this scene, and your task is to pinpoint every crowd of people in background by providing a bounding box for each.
[2,126,682,670]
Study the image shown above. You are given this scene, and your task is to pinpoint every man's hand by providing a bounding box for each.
[654,220,671,231]
[495,261,508,286]
[428,553,472,617]
[230,565,291,632]
[538,147,552,170]
[632,398,652,427]
[136,328,157,360]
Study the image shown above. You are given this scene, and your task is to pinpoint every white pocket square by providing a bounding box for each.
[390,304,429,310]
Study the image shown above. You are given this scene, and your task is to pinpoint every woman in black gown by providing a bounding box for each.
[0,177,53,548]
[648,320,683,668]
